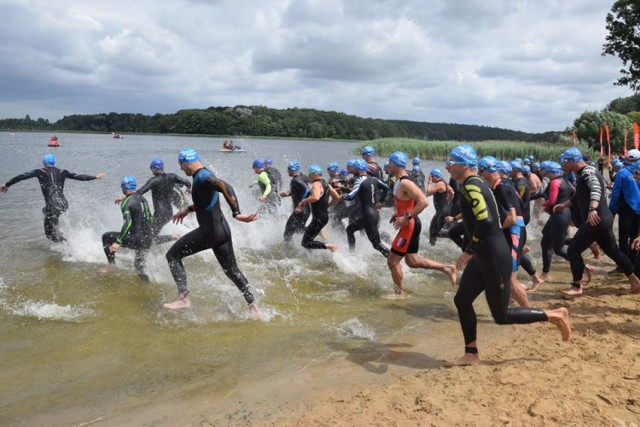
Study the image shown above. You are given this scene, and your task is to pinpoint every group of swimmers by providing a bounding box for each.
[3,142,640,366]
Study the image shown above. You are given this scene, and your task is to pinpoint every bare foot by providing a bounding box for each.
[562,285,583,297]
[99,265,118,274]
[325,243,339,253]
[584,264,595,284]
[445,265,457,287]
[170,233,181,240]
[540,272,553,282]
[547,307,571,341]
[590,244,601,260]
[163,295,191,310]
[631,283,640,294]
[528,275,545,293]
[444,353,480,367]
[381,292,408,300]
[522,245,530,255]
[249,303,263,320]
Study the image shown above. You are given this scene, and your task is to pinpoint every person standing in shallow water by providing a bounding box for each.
[0,153,105,242]
[385,151,456,297]
[444,144,570,367]
[164,148,262,318]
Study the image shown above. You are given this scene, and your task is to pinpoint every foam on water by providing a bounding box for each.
[332,317,376,341]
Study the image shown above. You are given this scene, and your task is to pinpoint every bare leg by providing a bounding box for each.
[387,253,404,295]
[510,273,532,307]
[249,302,263,320]
[545,307,571,341]
[164,293,191,310]
[405,254,457,287]
[627,273,640,294]
[562,282,583,297]
[589,243,601,260]
[528,273,545,293]
[584,264,595,284]
[325,243,339,253]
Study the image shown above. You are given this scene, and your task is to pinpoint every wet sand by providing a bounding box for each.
[86,255,640,427]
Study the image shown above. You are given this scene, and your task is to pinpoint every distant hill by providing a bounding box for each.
[0,105,561,142]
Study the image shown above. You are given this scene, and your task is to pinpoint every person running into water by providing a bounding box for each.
[0,154,105,242]
[343,159,390,257]
[386,151,456,297]
[280,160,311,244]
[361,145,384,180]
[101,176,176,282]
[295,164,341,252]
[444,145,570,367]
[425,168,450,246]
[122,158,192,237]
[553,147,640,296]
[264,158,283,193]
[250,159,279,216]
[164,148,262,317]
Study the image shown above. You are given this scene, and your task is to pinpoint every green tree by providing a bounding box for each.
[603,0,640,90]
[574,110,632,153]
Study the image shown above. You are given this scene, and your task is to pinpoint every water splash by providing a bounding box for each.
[333,317,376,341]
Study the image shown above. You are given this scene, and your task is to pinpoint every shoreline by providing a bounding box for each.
[89,255,640,426]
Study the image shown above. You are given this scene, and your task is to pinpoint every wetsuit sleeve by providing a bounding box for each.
[464,180,496,254]
[344,176,364,201]
[171,174,191,189]
[376,178,389,203]
[205,176,241,217]
[116,198,134,244]
[580,167,602,203]
[258,172,271,196]
[136,176,157,195]
[543,179,561,210]
[4,169,40,187]
[62,170,97,181]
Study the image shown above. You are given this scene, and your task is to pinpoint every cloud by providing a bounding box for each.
[0,0,632,132]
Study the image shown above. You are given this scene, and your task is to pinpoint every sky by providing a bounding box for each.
[0,0,632,133]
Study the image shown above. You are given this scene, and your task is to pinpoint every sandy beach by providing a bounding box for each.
[87,252,640,427]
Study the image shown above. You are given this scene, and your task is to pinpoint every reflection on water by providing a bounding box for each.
[0,132,486,425]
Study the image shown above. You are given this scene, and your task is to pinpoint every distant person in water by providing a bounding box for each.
[101,176,177,282]
[164,148,262,317]
[0,154,105,242]
[116,158,192,237]
[386,151,456,297]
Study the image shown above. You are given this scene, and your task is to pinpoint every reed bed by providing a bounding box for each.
[357,138,596,162]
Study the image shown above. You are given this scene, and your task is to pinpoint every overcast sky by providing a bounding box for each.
[0,0,630,133]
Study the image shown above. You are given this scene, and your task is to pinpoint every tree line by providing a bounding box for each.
[0,105,549,142]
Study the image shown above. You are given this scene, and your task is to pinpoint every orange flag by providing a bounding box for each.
[571,130,577,146]
[624,128,628,157]
[634,122,639,150]
[599,127,604,158]
[605,123,611,164]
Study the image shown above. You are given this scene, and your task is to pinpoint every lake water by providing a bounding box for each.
[0,132,499,425]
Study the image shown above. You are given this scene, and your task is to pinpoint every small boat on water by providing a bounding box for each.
[220,139,246,152]
[48,136,60,147]
[112,132,123,139]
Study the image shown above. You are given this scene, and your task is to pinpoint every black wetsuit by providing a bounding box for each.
[4,167,98,242]
[428,181,451,245]
[284,173,311,243]
[344,175,390,257]
[491,179,527,273]
[512,176,531,225]
[301,179,331,250]
[454,175,548,346]
[136,172,191,235]
[256,171,280,216]
[102,193,163,281]
[165,168,255,303]
[265,167,283,193]
[568,165,634,282]
[540,176,573,273]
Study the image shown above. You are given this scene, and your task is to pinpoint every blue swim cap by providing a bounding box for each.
[528,155,535,161]
[287,160,300,172]
[478,156,499,173]
[612,159,624,170]
[389,151,408,168]
[327,162,339,172]
[532,162,541,169]
[499,161,512,174]
[560,147,582,163]
[448,145,477,167]
[430,168,442,178]
[412,156,421,165]
[522,165,531,174]
[252,159,265,169]
[346,159,358,169]
[510,160,523,171]
[542,161,562,175]
[120,175,137,190]
[265,158,273,165]
[523,158,531,165]
[383,161,389,168]
[42,153,56,166]
[362,145,375,156]
[412,165,422,173]
[354,159,368,171]
[178,148,200,164]
[340,168,349,176]
[150,158,164,170]
[308,164,323,175]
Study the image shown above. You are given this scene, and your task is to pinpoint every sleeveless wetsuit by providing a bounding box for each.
[165,168,255,303]
[428,180,451,245]
[391,176,422,256]
[301,179,330,250]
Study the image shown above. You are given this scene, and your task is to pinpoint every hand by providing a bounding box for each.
[389,213,397,224]
[0,185,7,193]
[444,216,453,224]
[632,236,640,251]
[456,252,472,271]
[280,191,290,197]
[96,172,106,179]
[259,195,266,202]
[393,215,409,230]
[552,203,565,214]
[172,208,190,224]
[235,213,258,223]
[114,195,125,205]
[586,210,601,226]
[108,243,120,253]
[375,202,382,211]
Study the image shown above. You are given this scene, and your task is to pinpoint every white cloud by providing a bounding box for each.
[0,0,632,132]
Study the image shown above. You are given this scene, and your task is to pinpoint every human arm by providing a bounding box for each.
[343,176,364,201]
[258,172,272,201]
[426,179,446,196]
[392,179,428,229]
[327,184,342,208]
[63,170,105,181]
[2,169,40,190]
